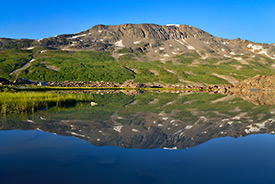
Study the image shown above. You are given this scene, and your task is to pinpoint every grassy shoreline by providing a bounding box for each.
[0,91,95,114]
[0,86,206,114]
[0,86,206,92]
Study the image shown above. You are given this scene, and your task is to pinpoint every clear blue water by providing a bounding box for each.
[1,130,275,184]
[1,92,275,184]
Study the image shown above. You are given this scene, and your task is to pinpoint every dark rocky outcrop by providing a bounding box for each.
[13,78,33,85]
[0,78,11,85]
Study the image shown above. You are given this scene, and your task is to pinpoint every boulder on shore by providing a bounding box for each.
[121,80,145,88]
[37,82,48,86]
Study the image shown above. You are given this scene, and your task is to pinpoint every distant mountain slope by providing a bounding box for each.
[0,24,274,84]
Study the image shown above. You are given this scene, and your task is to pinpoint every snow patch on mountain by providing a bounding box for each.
[185,125,193,129]
[163,147,177,150]
[187,45,195,50]
[233,57,242,61]
[247,43,275,59]
[113,125,123,133]
[132,129,139,132]
[244,119,274,134]
[115,40,124,47]
[67,131,85,137]
[181,39,187,44]
[67,34,87,40]
[247,44,263,51]
[166,24,180,27]
[175,39,185,45]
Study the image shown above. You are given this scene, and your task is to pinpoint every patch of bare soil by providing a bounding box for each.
[212,73,239,84]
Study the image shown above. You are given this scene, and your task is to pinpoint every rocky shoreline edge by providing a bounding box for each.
[0,75,274,95]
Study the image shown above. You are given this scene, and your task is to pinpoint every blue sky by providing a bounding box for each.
[0,0,274,43]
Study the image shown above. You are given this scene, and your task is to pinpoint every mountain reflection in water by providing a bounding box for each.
[0,91,274,150]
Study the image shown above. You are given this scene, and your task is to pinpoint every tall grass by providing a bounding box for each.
[0,92,79,114]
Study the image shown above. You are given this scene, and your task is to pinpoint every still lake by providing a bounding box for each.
[1,91,275,184]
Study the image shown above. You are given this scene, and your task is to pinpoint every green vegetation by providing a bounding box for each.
[18,50,135,82]
[16,92,135,122]
[0,49,274,85]
[118,53,274,84]
[115,92,274,123]
[119,55,179,84]
[0,49,32,79]
[0,39,34,50]
[156,55,274,84]
[116,48,133,53]
[17,91,274,126]
[0,91,94,114]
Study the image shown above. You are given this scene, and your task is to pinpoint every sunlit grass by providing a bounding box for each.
[0,92,93,114]
[1,49,274,84]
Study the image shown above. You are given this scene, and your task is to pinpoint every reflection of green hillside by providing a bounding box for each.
[117,93,274,123]
[44,93,135,122]
[1,91,274,150]
[31,92,274,125]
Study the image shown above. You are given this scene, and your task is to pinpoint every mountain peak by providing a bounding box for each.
[0,23,274,62]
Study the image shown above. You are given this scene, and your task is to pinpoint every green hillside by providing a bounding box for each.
[0,49,274,84]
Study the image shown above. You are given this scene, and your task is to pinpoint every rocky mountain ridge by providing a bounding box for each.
[1,24,274,85]
[1,23,274,62]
